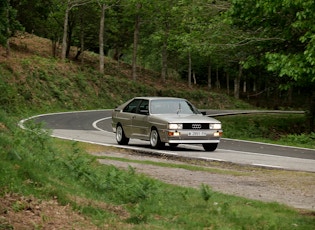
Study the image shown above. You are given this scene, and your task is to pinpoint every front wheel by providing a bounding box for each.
[116,125,129,145]
[169,143,179,148]
[202,143,218,151]
[150,129,165,149]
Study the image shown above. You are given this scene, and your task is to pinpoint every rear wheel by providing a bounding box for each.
[202,143,218,151]
[116,125,129,145]
[150,129,165,149]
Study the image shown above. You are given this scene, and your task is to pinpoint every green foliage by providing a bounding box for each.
[200,184,213,202]
[0,1,8,45]
[219,114,315,148]
[0,1,22,46]
[280,132,315,146]
[230,0,315,86]
[0,109,161,207]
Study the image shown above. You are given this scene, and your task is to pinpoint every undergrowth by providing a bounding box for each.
[219,114,315,149]
[0,53,253,115]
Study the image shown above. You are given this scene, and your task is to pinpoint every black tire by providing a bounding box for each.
[202,143,218,151]
[150,129,165,149]
[116,125,129,145]
[169,143,179,148]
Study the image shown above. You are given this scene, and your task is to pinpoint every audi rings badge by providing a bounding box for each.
[192,124,201,129]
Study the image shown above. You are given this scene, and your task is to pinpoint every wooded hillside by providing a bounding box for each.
[1,0,314,131]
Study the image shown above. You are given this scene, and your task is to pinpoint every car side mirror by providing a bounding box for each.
[201,111,207,115]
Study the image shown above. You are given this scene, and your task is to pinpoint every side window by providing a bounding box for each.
[138,100,149,114]
[123,99,141,113]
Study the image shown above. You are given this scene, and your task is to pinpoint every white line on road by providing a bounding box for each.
[252,164,283,169]
[92,117,112,133]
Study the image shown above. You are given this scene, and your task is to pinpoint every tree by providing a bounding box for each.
[161,0,232,87]
[130,1,143,81]
[0,0,9,47]
[0,0,22,57]
[60,0,93,60]
[97,0,120,73]
[229,0,315,131]
[98,2,106,73]
[11,0,53,36]
[148,0,181,82]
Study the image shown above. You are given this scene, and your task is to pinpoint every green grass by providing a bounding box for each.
[1,111,315,229]
[96,155,248,176]
[219,113,315,149]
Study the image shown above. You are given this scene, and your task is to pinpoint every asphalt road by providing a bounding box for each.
[22,110,315,172]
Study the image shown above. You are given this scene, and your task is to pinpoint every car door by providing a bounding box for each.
[121,99,142,137]
[131,99,150,140]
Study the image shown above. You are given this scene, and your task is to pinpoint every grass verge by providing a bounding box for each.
[219,113,315,149]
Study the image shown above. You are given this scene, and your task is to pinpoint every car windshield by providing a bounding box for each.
[150,99,200,114]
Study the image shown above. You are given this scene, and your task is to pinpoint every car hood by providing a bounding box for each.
[150,114,221,123]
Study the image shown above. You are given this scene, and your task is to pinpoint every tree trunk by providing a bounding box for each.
[207,61,212,89]
[188,51,192,88]
[226,72,230,95]
[5,5,10,57]
[80,19,85,64]
[287,87,292,105]
[51,37,59,58]
[99,3,106,74]
[308,91,315,133]
[234,64,242,99]
[253,80,256,92]
[5,35,10,57]
[193,71,196,84]
[66,24,72,58]
[243,81,247,93]
[215,67,220,89]
[61,4,70,60]
[132,3,141,81]
[161,38,168,82]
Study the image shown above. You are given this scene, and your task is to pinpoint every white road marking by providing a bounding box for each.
[252,164,283,169]
[223,137,314,151]
[200,157,224,162]
[92,117,113,133]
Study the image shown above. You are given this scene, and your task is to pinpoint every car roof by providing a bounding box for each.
[133,97,185,101]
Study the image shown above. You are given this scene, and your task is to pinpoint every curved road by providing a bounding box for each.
[22,110,315,172]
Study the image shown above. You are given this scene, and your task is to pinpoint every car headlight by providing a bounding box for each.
[168,123,183,129]
[210,123,221,129]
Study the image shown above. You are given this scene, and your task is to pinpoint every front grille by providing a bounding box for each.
[183,123,209,129]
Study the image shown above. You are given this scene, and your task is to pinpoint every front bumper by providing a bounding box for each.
[160,129,223,144]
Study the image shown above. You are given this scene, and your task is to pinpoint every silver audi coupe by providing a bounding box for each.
[111,97,223,151]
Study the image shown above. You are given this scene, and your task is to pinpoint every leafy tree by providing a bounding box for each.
[121,0,155,81]
[11,0,52,35]
[229,0,315,131]
[144,0,182,82]
[97,0,121,73]
[0,0,8,46]
[168,0,231,88]
[0,0,22,56]
[60,0,94,60]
